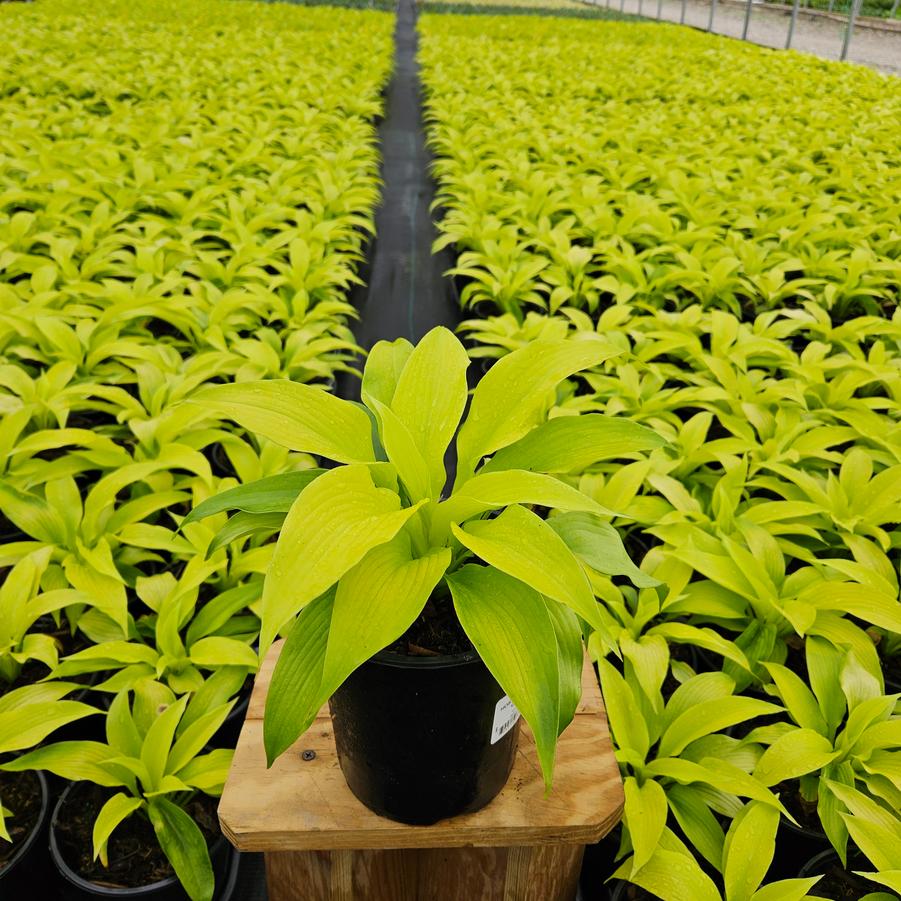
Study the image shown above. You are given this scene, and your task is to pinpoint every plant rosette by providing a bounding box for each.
[2,682,236,901]
[744,649,901,868]
[184,326,663,813]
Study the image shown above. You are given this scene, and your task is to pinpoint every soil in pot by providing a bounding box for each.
[53,781,223,892]
[0,771,44,872]
[0,771,52,896]
[800,848,891,900]
[387,589,473,657]
[330,590,520,826]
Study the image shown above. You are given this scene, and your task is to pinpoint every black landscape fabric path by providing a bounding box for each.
[340,0,460,401]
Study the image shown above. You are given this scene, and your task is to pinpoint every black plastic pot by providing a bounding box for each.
[579,828,622,901]
[768,815,831,881]
[49,782,238,900]
[0,771,51,895]
[798,848,887,898]
[329,648,520,825]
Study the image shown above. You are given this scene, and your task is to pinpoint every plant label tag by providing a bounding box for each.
[490,695,521,744]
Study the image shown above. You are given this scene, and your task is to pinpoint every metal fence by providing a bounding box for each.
[598,0,900,66]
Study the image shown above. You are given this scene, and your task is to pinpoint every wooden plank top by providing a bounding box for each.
[218,642,624,852]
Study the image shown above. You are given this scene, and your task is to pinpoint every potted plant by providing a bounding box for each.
[185,326,662,823]
[0,682,100,893]
[796,782,901,898]
[747,650,900,875]
[3,682,238,901]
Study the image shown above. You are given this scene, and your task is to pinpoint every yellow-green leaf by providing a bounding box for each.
[452,505,601,629]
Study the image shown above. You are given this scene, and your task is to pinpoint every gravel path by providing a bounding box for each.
[592,0,901,74]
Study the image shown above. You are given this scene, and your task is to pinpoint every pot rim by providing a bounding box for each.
[50,780,228,897]
[797,846,875,884]
[370,646,481,669]
[0,770,49,881]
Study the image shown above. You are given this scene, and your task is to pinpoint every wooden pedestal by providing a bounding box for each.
[219,643,623,901]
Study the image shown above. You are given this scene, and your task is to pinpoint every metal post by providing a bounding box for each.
[742,0,753,38]
[786,0,802,47]
[841,0,863,59]
[620,0,625,13]
[639,0,643,14]
[657,0,663,16]
[680,0,687,21]
[890,0,899,17]
[708,0,717,29]
[827,0,835,10]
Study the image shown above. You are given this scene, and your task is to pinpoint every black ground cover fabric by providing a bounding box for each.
[339,0,461,401]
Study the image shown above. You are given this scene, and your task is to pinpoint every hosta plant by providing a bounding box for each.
[52,555,259,694]
[0,681,100,842]
[3,681,235,901]
[747,648,901,863]
[187,326,663,783]
[598,658,788,879]
[0,550,99,686]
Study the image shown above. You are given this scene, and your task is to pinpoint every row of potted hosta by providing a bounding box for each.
[420,15,901,324]
[455,311,901,898]
[419,11,900,897]
[0,0,394,897]
[456,303,901,897]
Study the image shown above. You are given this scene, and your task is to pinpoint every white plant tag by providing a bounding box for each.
[490,695,521,745]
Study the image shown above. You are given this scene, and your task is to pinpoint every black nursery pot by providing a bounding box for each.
[329,648,521,825]
[798,848,887,898]
[767,815,831,881]
[49,782,238,901]
[0,771,51,895]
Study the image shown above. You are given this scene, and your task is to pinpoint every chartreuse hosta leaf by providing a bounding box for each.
[191,381,376,464]
[548,512,660,590]
[455,334,622,481]
[824,781,901,873]
[722,801,823,901]
[0,551,81,684]
[181,470,325,524]
[743,646,901,865]
[263,535,450,765]
[447,565,561,789]
[389,325,470,497]
[192,327,658,782]
[3,680,235,901]
[481,414,665,475]
[258,465,425,655]
[452,505,602,630]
